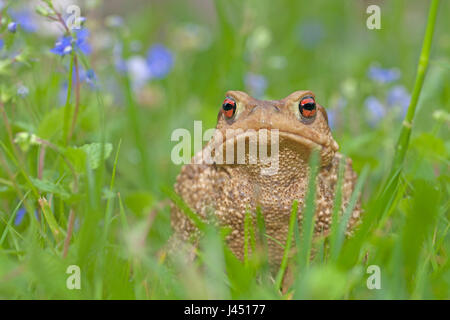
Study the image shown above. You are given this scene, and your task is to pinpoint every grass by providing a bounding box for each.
[0,0,448,299]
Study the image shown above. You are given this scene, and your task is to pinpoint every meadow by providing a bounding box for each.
[0,0,448,299]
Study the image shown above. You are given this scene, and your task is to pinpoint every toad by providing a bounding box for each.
[171,90,360,266]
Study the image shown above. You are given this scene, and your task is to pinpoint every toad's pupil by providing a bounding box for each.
[223,103,234,110]
[303,102,315,110]
[222,98,236,118]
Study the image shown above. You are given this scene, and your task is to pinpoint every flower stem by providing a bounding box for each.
[391,0,440,171]
[63,54,74,146]
[69,54,81,142]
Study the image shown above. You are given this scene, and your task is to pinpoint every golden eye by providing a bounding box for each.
[299,96,317,118]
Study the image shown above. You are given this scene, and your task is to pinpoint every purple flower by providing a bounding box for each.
[0,39,4,50]
[368,66,400,84]
[365,96,385,126]
[387,85,410,116]
[8,22,17,33]
[245,73,268,98]
[146,44,174,79]
[9,9,37,33]
[14,208,26,225]
[50,28,91,56]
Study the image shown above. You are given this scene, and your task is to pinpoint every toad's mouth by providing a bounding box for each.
[198,128,337,166]
[210,128,327,153]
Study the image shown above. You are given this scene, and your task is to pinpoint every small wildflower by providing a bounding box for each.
[73,28,92,55]
[0,39,4,50]
[17,84,29,97]
[105,15,124,28]
[327,97,347,129]
[365,96,385,126]
[327,109,336,129]
[113,43,127,74]
[9,9,37,33]
[368,65,400,84]
[77,68,97,88]
[8,22,17,33]
[146,44,174,79]
[50,36,73,56]
[50,28,91,56]
[387,85,410,116]
[14,208,26,226]
[65,15,86,31]
[126,55,151,89]
[245,73,268,98]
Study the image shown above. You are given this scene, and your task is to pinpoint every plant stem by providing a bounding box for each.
[391,0,440,172]
[63,54,74,146]
[69,54,81,142]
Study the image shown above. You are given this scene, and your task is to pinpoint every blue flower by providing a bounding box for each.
[9,9,37,33]
[0,39,4,50]
[326,97,347,129]
[77,68,97,88]
[50,36,73,56]
[387,85,410,116]
[60,66,98,102]
[368,66,400,84]
[8,22,17,33]
[74,28,91,55]
[126,56,151,89]
[327,109,336,129]
[245,73,268,98]
[17,85,29,97]
[365,96,385,126]
[146,44,174,79]
[50,28,91,56]
[105,15,124,28]
[14,208,26,225]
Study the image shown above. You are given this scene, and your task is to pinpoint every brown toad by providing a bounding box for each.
[171,90,360,266]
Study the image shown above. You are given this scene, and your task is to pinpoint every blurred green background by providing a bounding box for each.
[0,0,448,299]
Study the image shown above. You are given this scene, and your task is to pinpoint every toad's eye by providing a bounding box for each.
[222,97,236,119]
[299,96,316,119]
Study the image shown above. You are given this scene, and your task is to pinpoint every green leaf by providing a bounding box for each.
[80,142,113,169]
[37,107,65,140]
[411,132,446,160]
[64,147,87,174]
[30,178,70,200]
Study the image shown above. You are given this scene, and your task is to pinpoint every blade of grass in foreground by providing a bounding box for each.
[275,150,319,291]
[340,0,440,269]
[330,165,369,261]
[297,150,319,270]
[274,199,298,291]
[390,0,440,173]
